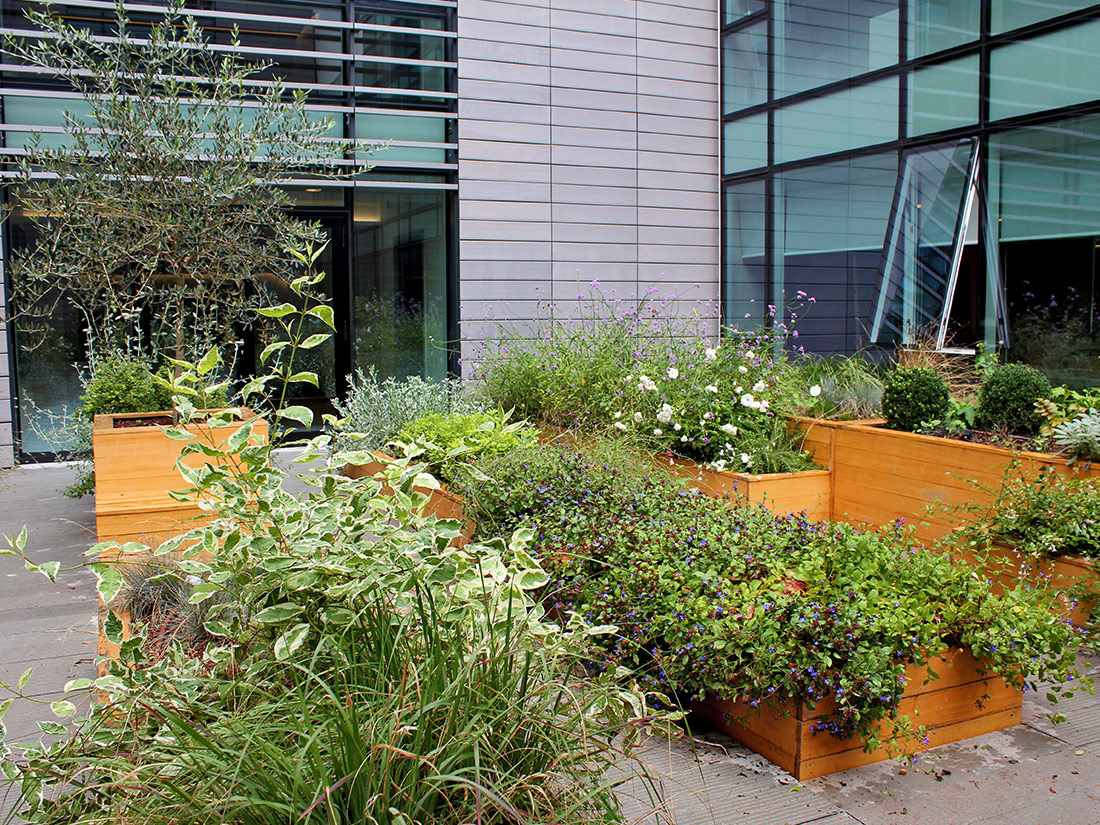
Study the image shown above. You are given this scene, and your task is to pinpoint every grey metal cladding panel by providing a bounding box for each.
[548,65,637,93]
[551,240,640,263]
[551,165,639,188]
[459,79,550,106]
[636,57,719,86]
[550,181,640,206]
[549,260,641,278]
[459,159,550,183]
[458,58,550,85]
[551,144,638,168]
[460,0,550,27]
[637,149,717,174]
[461,278,555,301]
[549,0,638,21]
[638,131,717,157]
[550,125,637,150]
[459,137,551,163]
[549,203,638,225]
[457,38,550,65]
[550,105,637,130]
[459,240,552,262]
[548,28,636,56]
[632,226,717,247]
[459,259,553,279]
[461,220,553,242]
[456,18,549,47]
[458,100,551,125]
[638,112,717,138]
[639,205,719,230]
[639,169,719,192]
[637,37,716,65]
[637,18,720,46]
[459,118,550,144]
[547,8,637,37]
[553,223,639,244]
[636,94,717,119]
[638,244,719,264]
[636,0,717,26]
[549,87,637,112]
[459,180,551,201]
[638,187,717,210]
[461,199,553,222]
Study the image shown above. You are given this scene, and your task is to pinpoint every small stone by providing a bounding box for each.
[898,768,907,775]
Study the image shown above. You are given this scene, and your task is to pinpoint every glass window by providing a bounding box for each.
[724,0,765,26]
[354,6,451,103]
[907,54,979,136]
[723,22,767,114]
[908,0,980,58]
[356,113,451,164]
[989,18,1100,122]
[775,76,898,164]
[773,153,899,352]
[724,179,767,326]
[990,114,1100,385]
[723,114,768,174]
[775,0,899,98]
[992,0,1098,34]
[353,189,449,381]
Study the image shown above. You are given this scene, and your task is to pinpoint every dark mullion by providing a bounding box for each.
[720,8,768,37]
[763,0,775,330]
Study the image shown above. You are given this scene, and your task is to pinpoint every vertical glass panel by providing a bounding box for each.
[908,0,980,57]
[775,77,898,164]
[989,18,1100,121]
[724,0,765,26]
[990,113,1100,386]
[723,179,767,326]
[354,6,451,102]
[907,54,979,136]
[773,153,899,352]
[355,113,450,163]
[775,0,899,98]
[869,140,978,347]
[723,21,767,114]
[992,0,1097,34]
[353,189,448,381]
[723,114,768,174]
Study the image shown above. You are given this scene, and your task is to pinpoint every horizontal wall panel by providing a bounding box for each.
[458,79,550,105]
[458,159,550,182]
[459,118,550,143]
[461,199,553,221]
[457,38,550,64]
[551,165,639,187]
[460,0,550,27]
[457,58,551,84]
[458,99,551,124]
[459,138,551,163]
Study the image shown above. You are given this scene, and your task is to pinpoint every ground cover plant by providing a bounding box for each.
[396,410,539,483]
[475,291,814,474]
[455,440,1089,750]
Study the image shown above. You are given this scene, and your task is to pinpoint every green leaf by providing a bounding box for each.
[162,427,196,441]
[196,346,219,376]
[259,340,291,363]
[252,604,304,624]
[50,700,76,718]
[298,333,331,350]
[63,678,94,693]
[226,422,253,452]
[0,699,11,720]
[90,563,124,604]
[256,302,298,318]
[38,721,67,735]
[15,526,27,552]
[104,610,124,645]
[38,561,60,581]
[274,623,311,661]
[189,583,221,604]
[17,667,33,690]
[278,405,314,429]
[306,305,334,328]
[287,371,319,385]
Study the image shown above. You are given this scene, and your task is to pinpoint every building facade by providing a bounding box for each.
[2,0,1098,464]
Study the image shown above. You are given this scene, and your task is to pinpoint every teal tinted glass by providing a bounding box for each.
[908,54,979,135]
[992,0,1097,33]
[775,0,899,98]
[908,0,980,57]
[724,179,767,325]
[355,114,451,164]
[723,22,767,114]
[724,0,765,25]
[723,114,768,174]
[775,77,898,164]
[989,18,1100,121]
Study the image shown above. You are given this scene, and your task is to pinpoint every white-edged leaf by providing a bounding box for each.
[274,623,311,661]
[189,583,220,604]
[0,699,11,720]
[50,700,76,718]
[226,422,253,452]
[38,721,67,735]
[252,604,304,624]
[37,561,60,582]
[90,563,124,604]
[104,610,123,645]
[287,371,318,385]
[256,302,297,318]
[278,406,314,429]
[306,305,334,328]
[259,340,291,363]
[63,678,94,693]
[298,333,331,350]
[17,667,33,690]
[196,346,220,376]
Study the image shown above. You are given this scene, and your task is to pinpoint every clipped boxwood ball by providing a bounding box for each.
[881,367,950,433]
[977,363,1051,435]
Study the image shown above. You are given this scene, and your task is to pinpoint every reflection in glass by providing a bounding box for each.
[724,179,767,326]
[355,7,450,102]
[723,114,768,174]
[992,0,1096,34]
[775,77,898,164]
[724,0,765,26]
[773,153,898,353]
[908,0,979,57]
[775,0,898,98]
[355,113,451,164]
[990,114,1100,386]
[989,18,1100,121]
[723,22,767,114]
[908,54,979,136]
[353,190,448,381]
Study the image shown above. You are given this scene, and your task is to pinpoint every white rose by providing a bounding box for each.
[704,347,718,362]
[740,393,755,407]
[638,375,657,392]
[759,399,769,412]
[633,412,643,422]
[705,384,718,394]
[614,411,622,419]
[667,367,679,380]
[673,422,682,431]
[656,403,673,423]
[680,434,689,442]
[738,365,748,374]
[735,386,743,394]
[809,384,822,397]
[740,452,752,466]
[752,380,766,393]
[653,428,663,436]
[721,423,738,436]
[613,421,628,431]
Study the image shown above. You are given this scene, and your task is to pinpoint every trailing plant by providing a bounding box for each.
[881,367,950,433]
[396,410,539,482]
[331,368,485,454]
[783,354,884,421]
[1036,385,1100,435]
[456,441,1088,750]
[977,363,1052,436]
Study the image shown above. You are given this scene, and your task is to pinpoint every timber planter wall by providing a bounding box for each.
[93,409,268,546]
[693,648,1022,780]
[344,452,469,535]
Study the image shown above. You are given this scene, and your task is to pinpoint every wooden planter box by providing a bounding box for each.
[344,452,469,535]
[789,419,1100,544]
[92,409,268,546]
[657,454,833,522]
[693,648,1021,780]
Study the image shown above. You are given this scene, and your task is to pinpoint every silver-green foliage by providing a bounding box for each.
[1053,409,1100,462]
[333,368,486,453]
